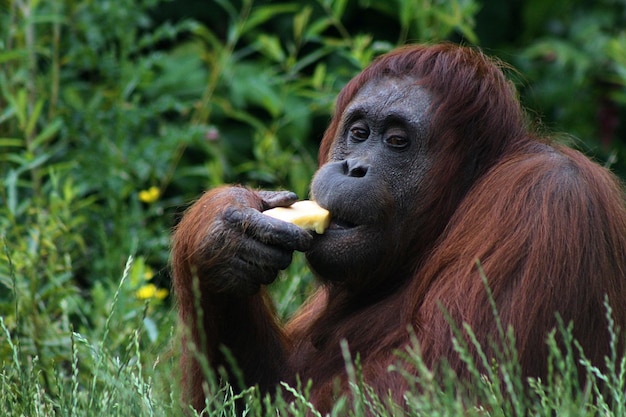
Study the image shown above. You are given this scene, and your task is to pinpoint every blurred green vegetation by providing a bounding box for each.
[1,0,625,415]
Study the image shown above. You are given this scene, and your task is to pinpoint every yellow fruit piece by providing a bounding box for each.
[263,200,331,234]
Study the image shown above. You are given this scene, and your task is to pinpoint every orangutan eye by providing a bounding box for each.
[385,135,409,149]
[349,126,369,142]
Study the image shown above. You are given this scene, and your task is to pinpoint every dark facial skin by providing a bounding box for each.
[307,77,433,290]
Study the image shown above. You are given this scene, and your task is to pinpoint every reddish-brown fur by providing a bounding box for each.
[172,43,626,413]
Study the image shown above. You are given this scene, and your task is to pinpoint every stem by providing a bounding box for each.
[24,0,37,135]
[4,0,17,66]
[30,213,54,396]
[19,0,42,195]
[191,0,253,125]
[49,1,61,119]
[318,0,352,44]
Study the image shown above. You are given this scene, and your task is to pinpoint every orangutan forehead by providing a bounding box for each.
[344,77,432,127]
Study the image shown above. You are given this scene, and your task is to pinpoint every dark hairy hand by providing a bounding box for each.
[197,188,312,296]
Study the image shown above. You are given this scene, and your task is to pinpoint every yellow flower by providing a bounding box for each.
[139,186,160,203]
[136,283,169,300]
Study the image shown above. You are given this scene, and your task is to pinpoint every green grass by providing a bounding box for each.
[2,254,626,416]
[0,255,177,417]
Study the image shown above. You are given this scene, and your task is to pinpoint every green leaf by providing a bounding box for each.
[293,6,313,42]
[311,63,327,90]
[25,99,44,139]
[32,118,63,149]
[0,138,23,147]
[0,49,28,64]
[305,17,332,39]
[331,0,348,19]
[242,4,300,34]
[256,34,285,63]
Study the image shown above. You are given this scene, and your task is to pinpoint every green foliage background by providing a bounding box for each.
[1,0,626,415]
